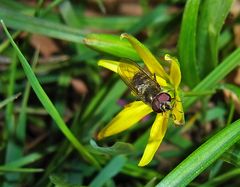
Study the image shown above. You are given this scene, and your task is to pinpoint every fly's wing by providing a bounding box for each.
[117,59,158,104]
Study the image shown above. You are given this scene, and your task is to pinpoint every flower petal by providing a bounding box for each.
[165,54,181,88]
[172,93,185,125]
[121,33,169,80]
[138,112,169,166]
[156,75,167,87]
[97,101,152,140]
[98,59,120,73]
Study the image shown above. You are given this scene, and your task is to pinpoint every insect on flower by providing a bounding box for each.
[85,33,185,166]
[118,59,173,114]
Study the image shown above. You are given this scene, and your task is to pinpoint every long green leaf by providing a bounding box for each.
[184,47,240,110]
[0,93,21,109]
[84,33,140,61]
[157,119,240,187]
[199,168,240,187]
[197,0,234,78]
[0,7,85,43]
[0,20,100,168]
[90,139,135,156]
[4,52,19,187]
[89,155,127,187]
[0,167,43,173]
[4,152,45,168]
[178,0,200,87]
[127,5,171,35]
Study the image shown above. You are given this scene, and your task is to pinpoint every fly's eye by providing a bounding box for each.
[151,98,163,113]
[157,93,171,102]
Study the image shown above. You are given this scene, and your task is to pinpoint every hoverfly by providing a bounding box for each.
[118,60,172,113]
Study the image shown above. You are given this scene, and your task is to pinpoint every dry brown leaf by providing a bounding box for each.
[223,89,240,113]
[234,25,240,47]
[233,67,240,84]
[30,34,60,58]
[231,0,240,18]
[71,78,88,95]
[118,3,143,16]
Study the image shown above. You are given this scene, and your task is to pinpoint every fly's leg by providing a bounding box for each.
[153,73,157,81]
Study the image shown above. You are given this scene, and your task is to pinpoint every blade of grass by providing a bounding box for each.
[85,79,126,137]
[126,5,172,35]
[0,93,21,109]
[0,0,34,13]
[4,152,46,168]
[197,0,234,78]
[4,52,18,187]
[89,155,127,187]
[3,52,38,187]
[0,31,20,53]
[59,0,96,59]
[122,163,163,180]
[35,143,73,187]
[38,0,64,16]
[81,16,139,30]
[49,174,77,187]
[90,139,135,156]
[0,167,43,173]
[209,160,223,179]
[1,20,100,168]
[178,0,200,87]
[222,141,240,167]
[184,47,240,110]
[156,119,240,187]
[59,0,83,28]
[199,168,240,187]
[0,7,85,43]
[14,50,39,162]
[84,34,140,61]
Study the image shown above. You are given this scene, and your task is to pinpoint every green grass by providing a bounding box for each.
[0,0,240,186]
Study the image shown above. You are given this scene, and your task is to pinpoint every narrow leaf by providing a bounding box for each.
[197,0,234,78]
[0,93,21,109]
[89,155,127,187]
[184,47,240,110]
[0,20,100,168]
[157,119,240,187]
[0,7,85,43]
[178,0,200,87]
[90,139,135,156]
[84,33,140,61]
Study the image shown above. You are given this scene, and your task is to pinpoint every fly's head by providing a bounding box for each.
[151,92,172,113]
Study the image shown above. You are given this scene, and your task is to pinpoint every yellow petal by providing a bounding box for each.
[138,112,169,166]
[97,101,152,140]
[165,54,181,88]
[98,59,120,73]
[121,33,169,80]
[156,75,167,87]
[172,93,185,125]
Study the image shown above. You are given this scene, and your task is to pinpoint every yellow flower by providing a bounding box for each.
[97,33,185,166]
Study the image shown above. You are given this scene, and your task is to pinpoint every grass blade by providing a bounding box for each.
[89,155,127,187]
[127,5,171,35]
[4,52,19,187]
[0,93,21,109]
[84,33,140,61]
[178,0,200,87]
[0,167,43,173]
[0,20,100,168]
[0,7,85,43]
[184,47,240,110]
[197,0,234,78]
[156,119,240,187]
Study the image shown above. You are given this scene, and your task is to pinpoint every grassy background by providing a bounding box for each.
[0,0,240,186]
